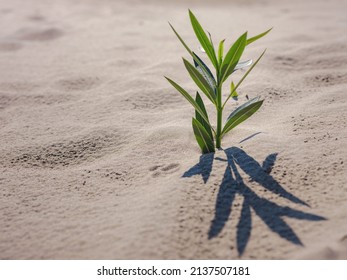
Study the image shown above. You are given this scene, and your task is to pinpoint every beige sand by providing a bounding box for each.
[0,0,346,259]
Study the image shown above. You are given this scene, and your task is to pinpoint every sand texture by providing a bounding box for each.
[0,0,346,259]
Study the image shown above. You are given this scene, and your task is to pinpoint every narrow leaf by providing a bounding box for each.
[183,58,216,103]
[192,118,215,154]
[230,82,239,98]
[234,59,253,72]
[246,28,272,46]
[207,32,217,78]
[189,10,218,68]
[223,49,266,108]
[169,22,193,55]
[165,77,214,132]
[227,96,260,120]
[218,39,225,66]
[169,22,215,85]
[222,99,263,137]
[207,31,214,48]
[193,52,216,91]
[195,92,214,141]
[221,32,247,82]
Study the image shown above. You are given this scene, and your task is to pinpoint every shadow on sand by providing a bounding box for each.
[183,147,326,256]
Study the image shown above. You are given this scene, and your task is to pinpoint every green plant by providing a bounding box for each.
[165,10,271,154]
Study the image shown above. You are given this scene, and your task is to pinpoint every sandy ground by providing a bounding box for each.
[0,0,346,259]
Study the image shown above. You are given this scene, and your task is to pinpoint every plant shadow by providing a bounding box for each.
[183,146,326,256]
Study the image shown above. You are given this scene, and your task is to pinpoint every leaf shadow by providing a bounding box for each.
[183,146,326,256]
[182,152,214,183]
[239,132,262,144]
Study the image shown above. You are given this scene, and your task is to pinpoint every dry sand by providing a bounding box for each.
[0,0,346,259]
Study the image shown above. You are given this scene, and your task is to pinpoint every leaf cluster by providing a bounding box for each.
[166,10,271,153]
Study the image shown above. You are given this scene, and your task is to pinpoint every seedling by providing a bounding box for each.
[165,10,271,153]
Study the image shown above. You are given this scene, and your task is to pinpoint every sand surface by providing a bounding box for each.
[0,0,346,259]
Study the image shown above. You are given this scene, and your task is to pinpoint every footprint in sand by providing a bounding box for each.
[0,41,23,52]
[273,55,297,67]
[149,163,180,177]
[124,88,182,110]
[27,15,46,22]
[16,28,63,42]
[312,73,345,87]
[55,77,101,91]
[7,131,126,169]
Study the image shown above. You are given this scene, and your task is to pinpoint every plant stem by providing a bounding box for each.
[216,84,222,149]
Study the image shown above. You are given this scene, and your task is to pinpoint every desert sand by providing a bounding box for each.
[0,0,346,259]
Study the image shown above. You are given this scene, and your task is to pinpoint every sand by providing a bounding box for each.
[0,0,346,259]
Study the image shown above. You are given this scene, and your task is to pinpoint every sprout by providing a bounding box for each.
[165,10,271,153]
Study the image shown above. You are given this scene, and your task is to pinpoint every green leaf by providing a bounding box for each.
[168,22,193,55]
[169,22,216,85]
[246,28,272,46]
[195,92,214,141]
[234,59,252,72]
[218,39,225,66]
[183,58,216,103]
[192,118,215,154]
[221,98,263,137]
[207,31,214,48]
[221,32,247,83]
[223,49,266,109]
[165,76,215,133]
[230,82,238,98]
[227,96,260,120]
[193,52,216,91]
[189,10,218,69]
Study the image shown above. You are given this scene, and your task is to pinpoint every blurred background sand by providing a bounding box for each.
[0,0,346,259]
